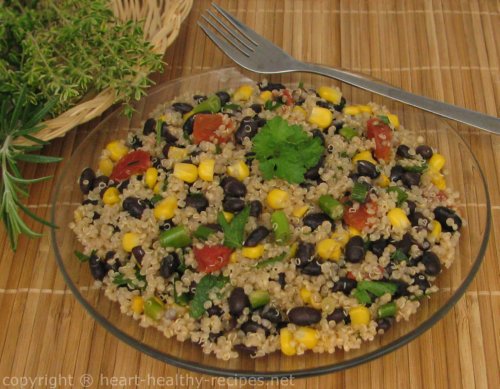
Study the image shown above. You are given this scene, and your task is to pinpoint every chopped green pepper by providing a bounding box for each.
[318,195,344,220]
[271,210,291,244]
[193,225,217,241]
[353,288,372,304]
[144,297,165,320]
[339,126,358,140]
[184,95,221,119]
[159,225,192,248]
[255,252,287,268]
[351,182,370,203]
[377,302,397,318]
[249,290,270,308]
[404,163,428,173]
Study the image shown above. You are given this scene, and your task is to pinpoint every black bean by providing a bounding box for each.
[93,175,109,193]
[229,287,250,316]
[296,241,315,267]
[216,91,230,106]
[82,199,98,206]
[221,176,247,198]
[433,206,462,232]
[391,279,410,297]
[334,96,347,112]
[345,236,365,263]
[182,115,196,136]
[406,200,417,215]
[393,233,413,255]
[89,253,106,281]
[327,308,348,324]
[79,168,95,195]
[193,94,207,104]
[409,211,427,227]
[332,277,357,294]
[390,165,405,182]
[162,144,171,158]
[130,135,142,149]
[357,160,379,179]
[186,193,209,212]
[160,122,178,144]
[235,116,259,144]
[207,305,224,317]
[396,144,412,159]
[304,155,325,180]
[301,260,322,276]
[412,273,430,291]
[303,212,331,231]
[233,344,257,356]
[333,119,344,131]
[172,102,193,114]
[418,239,431,251]
[416,145,433,160]
[258,82,285,91]
[376,318,393,332]
[188,281,197,294]
[114,179,128,193]
[208,332,222,342]
[223,197,245,213]
[250,103,262,113]
[312,129,326,145]
[277,272,286,288]
[143,118,156,136]
[261,307,282,323]
[249,200,263,217]
[244,226,270,247]
[240,320,264,334]
[159,219,175,231]
[288,307,322,325]
[401,171,421,188]
[131,246,145,263]
[422,251,441,276]
[122,197,147,219]
[370,238,388,257]
[92,212,100,220]
[159,252,180,278]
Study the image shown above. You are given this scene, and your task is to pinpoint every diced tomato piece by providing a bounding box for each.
[282,89,293,106]
[346,271,356,280]
[193,245,233,273]
[193,114,231,144]
[343,201,378,230]
[436,191,448,201]
[367,118,393,162]
[110,150,151,181]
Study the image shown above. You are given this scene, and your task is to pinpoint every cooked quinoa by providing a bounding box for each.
[70,81,463,359]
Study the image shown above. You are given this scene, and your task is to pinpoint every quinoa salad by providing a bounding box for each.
[70,81,463,359]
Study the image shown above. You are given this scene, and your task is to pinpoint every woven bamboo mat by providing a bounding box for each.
[0,0,498,388]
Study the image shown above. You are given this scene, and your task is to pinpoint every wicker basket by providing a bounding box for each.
[31,0,193,143]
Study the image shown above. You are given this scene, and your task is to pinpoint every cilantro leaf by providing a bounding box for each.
[252,116,325,184]
[217,206,250,249]
[189,274,229,319]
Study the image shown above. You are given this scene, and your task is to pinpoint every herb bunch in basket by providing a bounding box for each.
[0,0,165,250]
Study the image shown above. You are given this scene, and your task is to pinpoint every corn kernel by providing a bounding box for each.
[230,252,238,263]
[233,84,254,101]
[145,167,158,189]
[289,242,298,258]
[223,211,234,222]
[292,106,307,118]
[173,163,198,183]
[74,209,83,222]
[316,239,342,261]
[428,153,445,172]
[308,106,333,129]
[431,172,447,190]
[317,86,342,105]
[331,230,350,246]
[168,146,189,161]
[358,105,373,114]
[300,288,312,304]
[280,328,297,356]
[153,182,162,194]
[131,296,144,314]
[294,327,319,349]
[348,226,361,237]
[387,113,400,129]
[98,158,114,176]
[321,296,337,314]
[103,187,120,205]
[267,189,289,209]
[430,220,442,241]
[310,292,323,309]
[352,150,377,165]
[259,90,273,102]
[153,196,177,220]
[343,105,361,116]
[292,205,309,218]
[106,141,129,162]
[349,306,371,326]
[122,232,140,252]
[227,160,250,181]
[242,245,265,259]
[198,159,215,182]
[377,173,390,188]
[387,208,411,230]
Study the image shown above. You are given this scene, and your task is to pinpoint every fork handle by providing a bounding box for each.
[300,63,500,135]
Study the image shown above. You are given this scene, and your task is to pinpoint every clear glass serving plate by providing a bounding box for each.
[51,67,491,378]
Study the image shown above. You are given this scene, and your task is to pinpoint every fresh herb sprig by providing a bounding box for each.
[0,89,61,250]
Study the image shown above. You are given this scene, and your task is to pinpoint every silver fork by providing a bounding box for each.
[198,3,499,135]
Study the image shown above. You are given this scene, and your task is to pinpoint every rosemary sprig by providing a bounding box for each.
[0,89,61,250]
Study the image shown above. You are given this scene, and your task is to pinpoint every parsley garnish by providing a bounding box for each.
[217,206,250,249]
[189,274,229,319]
[252,116,325,184]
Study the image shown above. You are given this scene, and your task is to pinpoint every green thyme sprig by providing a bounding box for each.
[0,89,61,250]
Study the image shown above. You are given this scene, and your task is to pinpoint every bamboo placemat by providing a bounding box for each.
[0,1,498,388]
